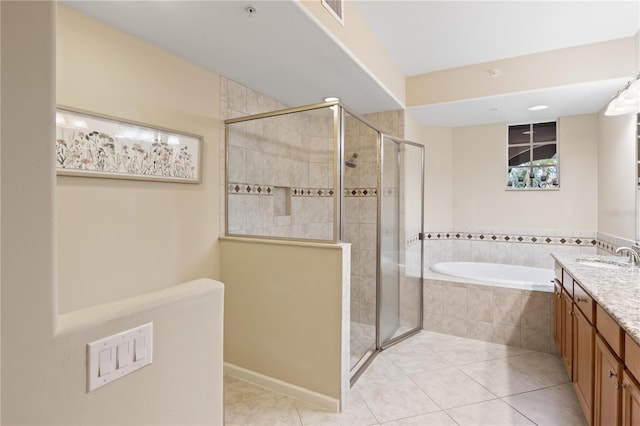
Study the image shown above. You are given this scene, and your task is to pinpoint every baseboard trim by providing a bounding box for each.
[224,363,340,413]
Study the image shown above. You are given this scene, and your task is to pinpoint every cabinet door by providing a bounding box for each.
[554,282,562,351]
[574,307,595,425]
[595,334,622,426]
[562,291,573,378]
[622,371,640,426]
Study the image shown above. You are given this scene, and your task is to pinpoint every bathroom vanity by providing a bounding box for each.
[552,254,640,426]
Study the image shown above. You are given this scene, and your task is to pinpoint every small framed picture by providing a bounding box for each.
[56,107,202,183]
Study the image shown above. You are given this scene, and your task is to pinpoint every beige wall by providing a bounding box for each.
[451,114,598,231]
[421,125,454,229]
[2,3,223,424]
[598,112,637,242]
[56,6,221,313]
[221,237,347,406]
[408,37,637,107]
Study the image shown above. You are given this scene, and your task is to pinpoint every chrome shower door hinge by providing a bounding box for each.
[419,232,426,241]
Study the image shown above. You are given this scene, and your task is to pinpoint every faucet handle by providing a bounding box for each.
[615,246,640,266]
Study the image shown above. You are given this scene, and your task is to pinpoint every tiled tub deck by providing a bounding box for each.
[423,278,556,354]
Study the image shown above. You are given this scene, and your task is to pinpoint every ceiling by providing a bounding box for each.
[62,1,640,128]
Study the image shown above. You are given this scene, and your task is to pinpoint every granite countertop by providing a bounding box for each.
[552,253,640,347]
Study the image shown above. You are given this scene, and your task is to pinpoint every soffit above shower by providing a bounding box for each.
[60,1,639,127]
[58,0,404,115]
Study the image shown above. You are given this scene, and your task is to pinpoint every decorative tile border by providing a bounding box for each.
[228,184,392,198]
[422,231,597,247]
[596,232,637,255]
[344,187,377,197]
[292,188,334,197]
[228,183,273,195]
[406,233,421,247]
[597,240,617,254]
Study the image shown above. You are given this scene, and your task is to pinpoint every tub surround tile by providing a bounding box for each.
[442,286,466,318]
[466,288,493,322]
[552,253,640,346]
[422,312,445,334]
[520,327,552,353]
[492,325,521,347]
[521,293,552,331]
[466,320,494,342]
[442,315,468,338]
[492,293,522,327]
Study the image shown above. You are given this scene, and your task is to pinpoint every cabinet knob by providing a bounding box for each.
[576,297,583,303]
[607,369,617,378]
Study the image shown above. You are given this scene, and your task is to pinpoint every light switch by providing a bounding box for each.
[134,336,146,362]
[117,342,131,369]
[98,348,112,377]
[87,322,153,392]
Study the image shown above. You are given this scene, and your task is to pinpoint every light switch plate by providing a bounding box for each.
[87,323,153,392]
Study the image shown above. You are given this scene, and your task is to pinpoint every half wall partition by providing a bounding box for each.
[225,101,424,382]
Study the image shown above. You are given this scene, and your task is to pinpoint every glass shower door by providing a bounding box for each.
[378,135,424,348]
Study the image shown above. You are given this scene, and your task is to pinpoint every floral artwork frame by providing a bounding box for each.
[56,107,202,183]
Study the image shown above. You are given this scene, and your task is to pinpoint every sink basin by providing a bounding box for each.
[576,258,631,269]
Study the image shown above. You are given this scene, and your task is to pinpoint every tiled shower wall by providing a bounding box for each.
[222,78,334,240]
[344,111,410,326]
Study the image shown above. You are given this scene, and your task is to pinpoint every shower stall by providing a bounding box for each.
[225,101,424,381]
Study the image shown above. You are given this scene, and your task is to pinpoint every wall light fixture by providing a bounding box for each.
[605,74,640,116]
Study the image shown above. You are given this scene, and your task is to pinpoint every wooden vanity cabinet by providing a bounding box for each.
[623,335,640,426]
[554,280,562,350]
[622,371,640,426]
[573,298,595,424]
[561,289,574,378]
[555,261,640,426]
[594,334,623,426]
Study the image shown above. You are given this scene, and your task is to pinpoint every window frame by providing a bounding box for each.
[506,121,560,191]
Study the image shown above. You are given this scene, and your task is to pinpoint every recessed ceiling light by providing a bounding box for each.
[323,97,340,102]
[528,105,549,111]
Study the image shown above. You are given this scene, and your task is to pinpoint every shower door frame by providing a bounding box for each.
[376,134,425,351]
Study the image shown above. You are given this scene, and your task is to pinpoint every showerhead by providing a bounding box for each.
[345,152,358,168]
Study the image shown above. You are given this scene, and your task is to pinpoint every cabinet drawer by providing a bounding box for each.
[562,269,574,297]
[598,304,624,358]
[573,281,595,324]
[626,334,640,382]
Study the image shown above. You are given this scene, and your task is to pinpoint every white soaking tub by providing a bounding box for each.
[429,261,554,292]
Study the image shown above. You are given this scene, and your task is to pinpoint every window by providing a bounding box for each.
[507,121,558,189]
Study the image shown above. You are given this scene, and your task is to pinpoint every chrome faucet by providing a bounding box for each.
[615,246,640,266]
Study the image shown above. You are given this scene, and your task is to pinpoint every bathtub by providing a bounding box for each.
[429,261,554,292]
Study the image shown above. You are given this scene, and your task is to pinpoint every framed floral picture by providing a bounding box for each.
[55,107,202,183]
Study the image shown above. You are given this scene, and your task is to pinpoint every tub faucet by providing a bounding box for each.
[615,247,640,266]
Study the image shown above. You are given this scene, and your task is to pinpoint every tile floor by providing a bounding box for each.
[224,331,587,425]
